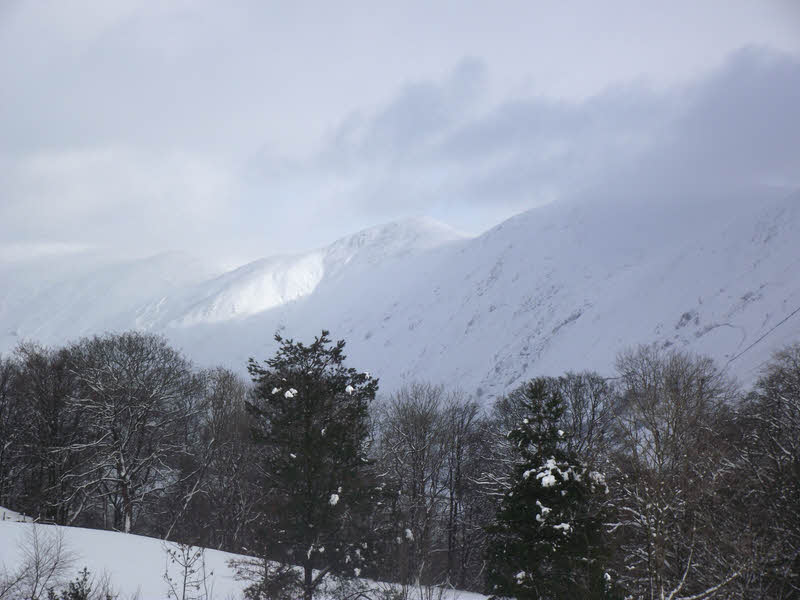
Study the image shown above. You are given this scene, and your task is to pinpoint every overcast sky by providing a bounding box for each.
[1,1,799,266]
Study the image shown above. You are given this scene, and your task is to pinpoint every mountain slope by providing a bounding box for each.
[1,198,799,398]
[150,217,467,328]
[0,251,218,347]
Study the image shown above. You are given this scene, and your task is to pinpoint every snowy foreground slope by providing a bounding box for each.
[0,516,485,600]
[2,197,799,398]
[0,518,246,598]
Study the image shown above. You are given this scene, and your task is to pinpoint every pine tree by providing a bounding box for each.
[485,378,614,600]
[245,331,379,600]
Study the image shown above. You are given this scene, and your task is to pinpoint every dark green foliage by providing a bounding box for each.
[246,330,380,600]
[239,560,301,600]
[486,379,614,600]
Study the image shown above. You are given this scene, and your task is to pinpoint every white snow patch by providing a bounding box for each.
[535,500,551,516]
[553,523,571,534]
[540,474,557,487]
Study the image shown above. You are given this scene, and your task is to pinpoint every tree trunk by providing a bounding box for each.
[121,482,132,533]
[303,562,314,600]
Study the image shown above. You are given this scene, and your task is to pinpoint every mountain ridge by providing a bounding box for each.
[1,197,798,399]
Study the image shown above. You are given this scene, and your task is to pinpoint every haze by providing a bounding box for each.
[1,0,799,267]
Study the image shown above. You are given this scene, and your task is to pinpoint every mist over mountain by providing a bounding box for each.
[2,193,798,400]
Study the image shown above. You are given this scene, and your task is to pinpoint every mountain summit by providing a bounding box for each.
[2,198,798,399]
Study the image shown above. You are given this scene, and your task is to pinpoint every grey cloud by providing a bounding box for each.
[1,0,797,265]
[323,58,489,166]
[242,47,799,239]
[589,48,800,206]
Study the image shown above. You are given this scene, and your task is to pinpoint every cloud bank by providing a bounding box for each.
[244,48,800,242]
[0,0,798,264]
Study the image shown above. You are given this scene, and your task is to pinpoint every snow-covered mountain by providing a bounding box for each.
[2,197,799,399]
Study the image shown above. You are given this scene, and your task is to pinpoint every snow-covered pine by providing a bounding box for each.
[485,378,613,600]
[244,331,381,600]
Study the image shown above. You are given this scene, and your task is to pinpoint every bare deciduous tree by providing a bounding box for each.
[9,343,88,525]
[166,367,262,551]
[376,384,453,586]
[163,541,214,600]
[64,332,202,533]
[611,345,745,600]
[441,395,492,590]
[0,355,20,511]
[0,525,73,600]
[737,344,800,599]
[375,384,491,590]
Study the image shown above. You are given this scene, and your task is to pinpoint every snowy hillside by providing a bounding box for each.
[0,251,219,346]
[1,197,799,399]
[0,518,247,598]
[0,515,486,600]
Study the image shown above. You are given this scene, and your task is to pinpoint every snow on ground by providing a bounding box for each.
[0,506,33,522]
[0,510,486,600]
[0,518,248,598]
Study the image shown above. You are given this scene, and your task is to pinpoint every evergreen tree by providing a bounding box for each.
[485,378,614,600]
[245,331,379,600]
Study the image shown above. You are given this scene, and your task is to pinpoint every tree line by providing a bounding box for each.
[0,330,798,600]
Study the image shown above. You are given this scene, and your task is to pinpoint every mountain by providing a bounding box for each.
[1,198,799,399]
[151,216,467,327]
[0,251,219,346]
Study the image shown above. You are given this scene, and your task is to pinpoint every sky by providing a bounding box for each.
[1,0,799,267]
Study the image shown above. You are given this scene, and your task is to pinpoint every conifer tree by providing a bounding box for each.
[485,378,613,600]
[245,331,379,600]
